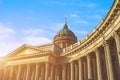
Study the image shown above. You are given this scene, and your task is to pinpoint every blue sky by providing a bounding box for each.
[0,0,114,56]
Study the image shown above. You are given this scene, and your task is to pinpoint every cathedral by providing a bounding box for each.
[0,0,120,80]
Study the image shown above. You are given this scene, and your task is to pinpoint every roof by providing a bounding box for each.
[56,22,76,37]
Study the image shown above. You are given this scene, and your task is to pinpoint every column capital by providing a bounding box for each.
[87,54,91,58]
[106,40,110,44]
[87,55,91,61]
[70,60,74,64]
[114,30,120,35]
[77,58,83,62]
[103,40,112,48]
[26,64,30,67]
[62,63,66,66]
[112,30,119,38]
[45,62,49,64]
[35,63,40,67]
[94,48,100,55]
[35,62,39,64]
[94,47,99,51]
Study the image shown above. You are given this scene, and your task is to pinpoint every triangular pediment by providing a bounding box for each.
[6,44,45,58]
[17,47,39,56]
[5,43,61,59]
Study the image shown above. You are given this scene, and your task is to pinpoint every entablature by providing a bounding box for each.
[4,51,59,66]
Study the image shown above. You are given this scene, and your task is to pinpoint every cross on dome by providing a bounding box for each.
[64,17,68,29]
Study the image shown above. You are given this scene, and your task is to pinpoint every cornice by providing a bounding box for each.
[5,51,51,61]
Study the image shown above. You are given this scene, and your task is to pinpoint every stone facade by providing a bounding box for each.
[0,0,120,80]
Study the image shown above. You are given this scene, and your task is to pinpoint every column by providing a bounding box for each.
[22,66,26,80]
[87,55,92,80]
[104,41,115,80]
[78,59,83,80]
[92,56,97,80]
[83,61,87,80]
[56,66,60,80]
[41,64,45,80]
[3,67,7,80]
[35,63,40,80]
[67,64,70,80]
[70,61,74,80]
[95,49,103,80]
[9,66,14,80]
[0,70,1,79]
[114,31,120,65]
[62,64,66,80]
[31,67,35,80]
[75,63,78,80]
[45,62,49,80]
[16,65,22,80]
[25,64,31,80]
[55,66,58,80]
[50,64,54,80]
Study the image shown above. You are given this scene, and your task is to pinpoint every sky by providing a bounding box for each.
[0,0,114,57]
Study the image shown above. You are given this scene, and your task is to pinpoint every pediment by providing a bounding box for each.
[17,47,39,56]
[6,44,43,58]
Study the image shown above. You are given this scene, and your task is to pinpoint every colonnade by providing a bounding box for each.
[2,63,55,80]
[60,33,120,80]
[0,31,120,80]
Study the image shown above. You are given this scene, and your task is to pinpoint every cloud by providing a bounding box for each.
[0,23,53,57]
[70,2,97,8]
[73,20,89,25]
[41,1,97,8]
[0,23,22,56]
[93,15,102,19]
[41,1,68,6]
[85,3,97,8]
[23,28,52,45]
[24,28,46,36]
[23,27,54,38]
[75,30,88,35]
[23,36,51,46]
[0,40,22,56]
[0,23,15,40]
[70,14,80,18]
[50,23,63,31]
[75,30,89,39]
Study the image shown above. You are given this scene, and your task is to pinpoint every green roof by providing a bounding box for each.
[56,22,76,37]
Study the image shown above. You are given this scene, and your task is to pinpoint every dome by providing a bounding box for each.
[56,22,76,37]
[54,22,77,49]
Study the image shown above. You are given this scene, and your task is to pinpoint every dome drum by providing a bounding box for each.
[54,34,77,41]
